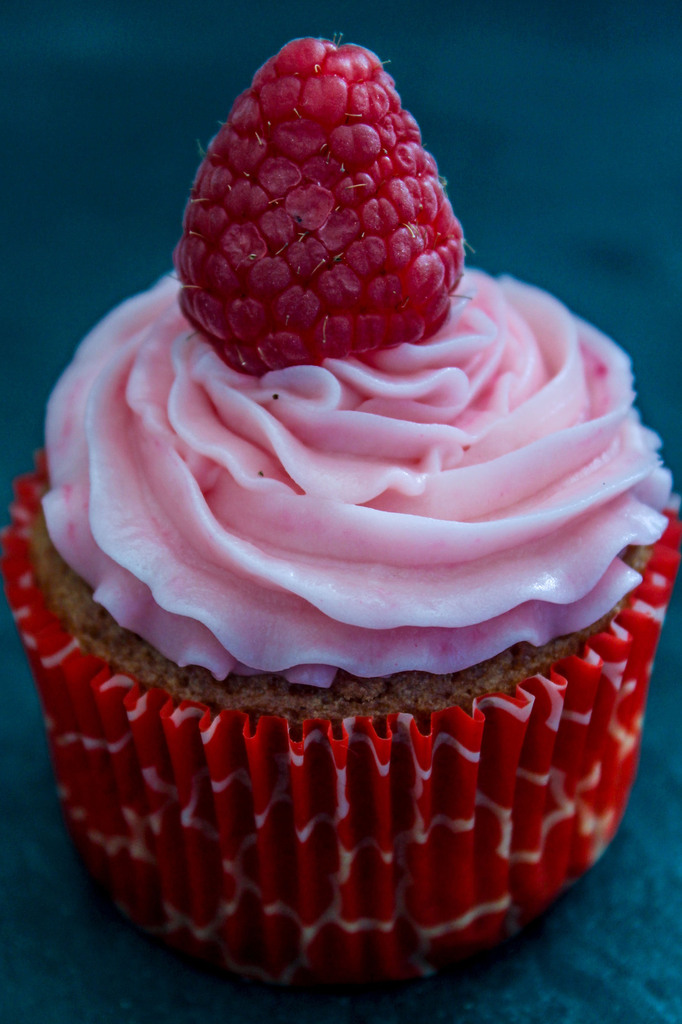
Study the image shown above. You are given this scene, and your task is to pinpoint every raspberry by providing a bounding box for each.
[174,37,465,374]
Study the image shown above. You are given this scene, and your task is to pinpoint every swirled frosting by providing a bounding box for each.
[43,271,672,686]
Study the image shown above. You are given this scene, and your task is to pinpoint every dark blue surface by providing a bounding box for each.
[1,2,681,1021]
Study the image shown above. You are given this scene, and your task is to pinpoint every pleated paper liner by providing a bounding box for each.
[3,466,680,984]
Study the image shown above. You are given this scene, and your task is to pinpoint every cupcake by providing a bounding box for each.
[3,37,679,985]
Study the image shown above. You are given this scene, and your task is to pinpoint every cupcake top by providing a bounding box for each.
[41,38,672,687]
[43,269,671,686]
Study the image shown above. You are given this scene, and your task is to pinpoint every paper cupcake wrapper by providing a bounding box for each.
[3,465,680,984]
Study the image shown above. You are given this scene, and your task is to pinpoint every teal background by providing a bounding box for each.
[1,1,681,1021]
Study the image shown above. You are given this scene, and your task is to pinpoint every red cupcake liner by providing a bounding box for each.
[3,466,680,984]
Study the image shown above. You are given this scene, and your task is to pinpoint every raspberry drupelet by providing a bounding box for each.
[174,37,465,374]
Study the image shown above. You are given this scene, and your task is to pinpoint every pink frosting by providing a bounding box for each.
[43,271,672,686]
